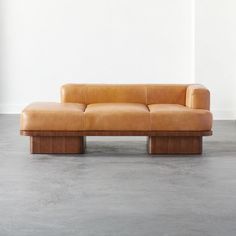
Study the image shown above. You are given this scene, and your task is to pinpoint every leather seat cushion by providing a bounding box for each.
[84,103,150,130]
[148,104,212,131]
[21,102,86,131]
[21,102,212,132]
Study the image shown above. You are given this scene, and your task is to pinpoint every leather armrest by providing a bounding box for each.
[186,84,210,110]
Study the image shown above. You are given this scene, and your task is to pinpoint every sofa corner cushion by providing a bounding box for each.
[84,103,150,131]
[20,102,86,131]
[148,104,212,131]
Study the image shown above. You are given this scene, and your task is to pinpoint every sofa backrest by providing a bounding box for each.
[61,84,188,105]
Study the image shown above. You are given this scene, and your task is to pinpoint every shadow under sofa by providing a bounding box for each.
[20,84,213,155]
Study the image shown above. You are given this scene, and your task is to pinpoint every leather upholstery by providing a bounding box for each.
[149,104,212,131]
[61,84,189,105]
[147,85,187,105]
[21,84,213,132]
[84,103,150,130]
[20,102,85,131]
[61,84,147,104]
[61,84,86,104]
[186,84,210,110]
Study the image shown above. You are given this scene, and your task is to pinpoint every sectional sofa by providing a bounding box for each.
[20,84,213,155]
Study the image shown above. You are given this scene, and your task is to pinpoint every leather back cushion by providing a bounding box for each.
[61,84,188,105]
[147,85,187,105]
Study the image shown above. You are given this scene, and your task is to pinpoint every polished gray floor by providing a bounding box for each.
[0,115,236,236]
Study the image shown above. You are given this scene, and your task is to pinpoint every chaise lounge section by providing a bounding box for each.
[20,84,213,155]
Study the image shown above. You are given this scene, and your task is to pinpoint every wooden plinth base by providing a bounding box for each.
[148,136,202,155]
[21,131,211,155]
[30,136,85,154]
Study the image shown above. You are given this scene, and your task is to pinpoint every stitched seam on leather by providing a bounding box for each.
[145,85,151,131]
[145,85,147,105]
[149,106,151,131]
[83,85,89,130]
[191,93,194,109]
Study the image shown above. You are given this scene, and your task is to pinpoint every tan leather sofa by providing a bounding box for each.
[20,84,213,155]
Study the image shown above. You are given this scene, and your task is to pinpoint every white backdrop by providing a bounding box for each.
[0,0,235,119]
[195,0,236,119]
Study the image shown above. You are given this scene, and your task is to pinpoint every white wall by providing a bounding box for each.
[1,0,236,119]
[195,0,236,119]
[0,0,194,113]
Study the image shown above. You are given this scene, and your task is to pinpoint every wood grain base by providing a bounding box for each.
[21,130,212,137]
[148,136,202,155]
[30,136,85,154]
[22,131,211,155]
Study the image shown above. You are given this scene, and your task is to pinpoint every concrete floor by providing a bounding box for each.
[0,115,236,236]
